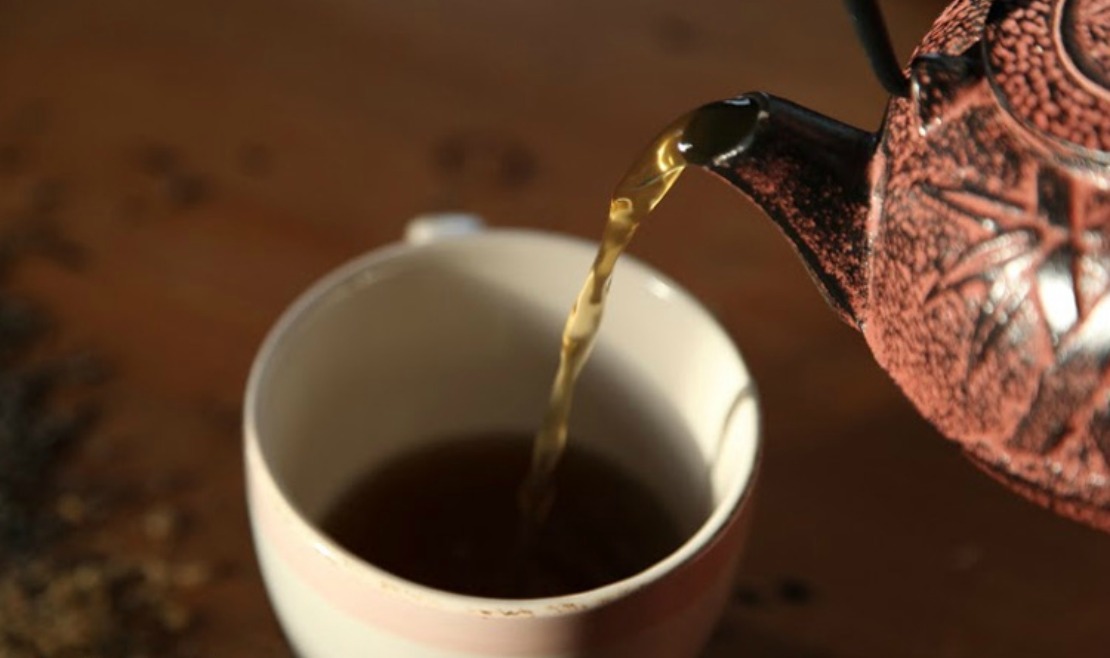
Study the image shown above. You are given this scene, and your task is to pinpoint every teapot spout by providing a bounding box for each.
[683,93,876,327]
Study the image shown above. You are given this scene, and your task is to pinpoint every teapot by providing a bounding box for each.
[684,0,1110,531]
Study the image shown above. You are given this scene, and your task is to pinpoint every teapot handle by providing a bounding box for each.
[843,0,910,98]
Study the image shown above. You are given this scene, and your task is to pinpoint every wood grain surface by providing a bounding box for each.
[1,1,1107,656]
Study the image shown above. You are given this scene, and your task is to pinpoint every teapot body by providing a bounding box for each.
[865,0,1110,526]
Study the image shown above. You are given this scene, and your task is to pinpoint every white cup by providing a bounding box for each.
[244,214,760,658]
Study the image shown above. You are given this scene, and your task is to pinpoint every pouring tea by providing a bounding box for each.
[673,0,1110,531]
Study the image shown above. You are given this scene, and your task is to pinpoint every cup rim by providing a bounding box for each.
[243,227,761,616]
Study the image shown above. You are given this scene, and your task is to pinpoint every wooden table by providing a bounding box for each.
[1,0,1107,655]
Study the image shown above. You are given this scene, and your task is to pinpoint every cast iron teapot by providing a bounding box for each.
[686,0,1110,530]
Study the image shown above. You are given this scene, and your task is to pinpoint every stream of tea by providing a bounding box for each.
[322,101,757,598]
[518,119,687,522]
[519,100,749,524]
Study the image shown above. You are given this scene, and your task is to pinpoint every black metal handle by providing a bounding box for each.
[843,0,910,97]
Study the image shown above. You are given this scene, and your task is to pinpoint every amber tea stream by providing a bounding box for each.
[520,100,755,523]
[321,100,756,597]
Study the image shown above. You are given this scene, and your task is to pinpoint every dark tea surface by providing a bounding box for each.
[320,433,688,599]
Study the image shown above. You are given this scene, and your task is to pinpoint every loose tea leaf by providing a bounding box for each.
[0,218,205,657]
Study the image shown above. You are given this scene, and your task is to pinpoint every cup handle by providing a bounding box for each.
[404,212,486,244]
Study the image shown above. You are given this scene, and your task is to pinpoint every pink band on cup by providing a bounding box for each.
[248,440,753,656]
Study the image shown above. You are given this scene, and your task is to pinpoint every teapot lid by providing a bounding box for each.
[985,0,1110,157]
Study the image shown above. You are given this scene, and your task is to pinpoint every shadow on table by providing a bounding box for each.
[703,617,836,658]
[701,608,839,656]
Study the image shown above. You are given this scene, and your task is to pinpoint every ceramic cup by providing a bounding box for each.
[244,214,760,658]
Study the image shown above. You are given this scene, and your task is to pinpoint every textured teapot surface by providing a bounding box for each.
[867,0,1110,529]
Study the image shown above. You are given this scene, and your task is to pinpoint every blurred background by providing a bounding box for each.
[0,0,1108,656]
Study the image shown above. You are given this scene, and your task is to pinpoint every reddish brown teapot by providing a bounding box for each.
[688,0,1110,531]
